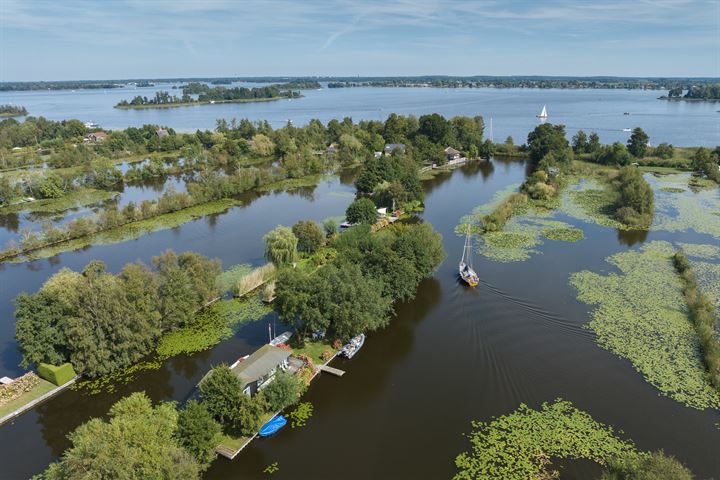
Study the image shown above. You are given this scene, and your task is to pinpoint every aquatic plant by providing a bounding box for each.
[570,241,720,410]
[156,297,271,359]
[263,462,279,475]
[453,399,637,480]
[287,402,313,428]
[542,227,584,242]
[677,243,720,260]
[649,174,720,239]
[234,263,276,297]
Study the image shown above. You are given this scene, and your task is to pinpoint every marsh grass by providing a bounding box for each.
[673,251,720,391]
[234,264,276,297]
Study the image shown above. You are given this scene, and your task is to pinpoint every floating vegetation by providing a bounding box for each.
[74,360,162,395]
[156,296,271,359]
[649,174,720,239]
[690,261,720,316]
[677,243,720,260]
[453,399,637,480]
[661,187,686,193]
[542,227,584,242]
[263,462,280,475]
[288,402,314,428]
[570,241,720,410]
[457,183,522,231]
[558,178,626,230]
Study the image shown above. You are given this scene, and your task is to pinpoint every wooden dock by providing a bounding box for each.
[317,365,345,377]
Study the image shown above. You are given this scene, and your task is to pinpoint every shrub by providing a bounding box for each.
[345,198,378,225]
[37,363,76,386]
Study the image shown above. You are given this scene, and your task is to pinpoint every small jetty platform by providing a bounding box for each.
[317,365,345,377]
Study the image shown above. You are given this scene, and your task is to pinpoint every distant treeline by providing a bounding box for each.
[666,83,720,100]
[4,76,718,91]
[324,76,720,90]
[115,85,300,108]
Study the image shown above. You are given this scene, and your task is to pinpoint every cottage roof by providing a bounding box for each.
[384,143,405,153]
[444,146,460,155]
[231,344,291,387]
[156,129,169,138]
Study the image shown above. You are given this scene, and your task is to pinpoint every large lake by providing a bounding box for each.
[0,160,718,479]
[2,84,719,146]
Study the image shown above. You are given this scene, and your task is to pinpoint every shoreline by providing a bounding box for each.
[114,97,291,110]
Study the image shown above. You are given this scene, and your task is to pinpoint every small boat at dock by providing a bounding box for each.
[340,333,365,359]
[459,228,479,287]
[258,415,287,437]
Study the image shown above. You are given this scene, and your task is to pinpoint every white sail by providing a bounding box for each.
[538,105,548,118]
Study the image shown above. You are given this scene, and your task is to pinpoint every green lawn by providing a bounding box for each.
[292,340,337,365]
[215,411,275,455]
[0,378,56,419]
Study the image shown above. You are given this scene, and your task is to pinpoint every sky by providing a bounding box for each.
[0,0,718,81]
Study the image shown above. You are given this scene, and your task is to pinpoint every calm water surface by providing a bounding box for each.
[2,85,718,146]
[0,160,718,479]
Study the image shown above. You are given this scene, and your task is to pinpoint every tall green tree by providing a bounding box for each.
[39,393,200,480]
[199,364,243,425]
[588,132,601,153]
[292,220,325,254]
[261,371,304,411]
[572,130,588,153]
[601,450,693,480]
[264,225,298,266]
[627,127,649,158]
[527,123,569,164]
[345,198,377,225]
[177,401,220,471]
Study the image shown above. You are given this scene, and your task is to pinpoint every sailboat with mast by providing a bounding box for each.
[537,105,548,119]
[459,227,479,287]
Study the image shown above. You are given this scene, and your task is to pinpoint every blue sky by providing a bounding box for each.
[1,0,718,81]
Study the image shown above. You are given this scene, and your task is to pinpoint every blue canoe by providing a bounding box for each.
[258,415,287,437]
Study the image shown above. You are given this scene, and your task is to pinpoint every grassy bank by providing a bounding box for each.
[0,377,55,419]
[0,188,118,215]
[5,198,240,263]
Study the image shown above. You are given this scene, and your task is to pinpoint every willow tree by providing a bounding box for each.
[264,225,298,267]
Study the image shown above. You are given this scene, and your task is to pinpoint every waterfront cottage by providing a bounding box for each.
[231,344,291,397]
[156,128,169,139]
[84,131,107,142]
[384,143,406,155]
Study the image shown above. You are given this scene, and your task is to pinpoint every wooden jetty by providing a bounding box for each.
[317,365,345,377]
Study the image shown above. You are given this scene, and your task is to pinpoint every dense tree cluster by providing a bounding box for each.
[681,83,720,100]
[613,166,655,228]
[15,250,221,377]
[0,104,28,116]
[601,450,693,480]
[526,123,572,168]
[116,85,299,108]
[36,392,219,479]
[691,147,720,184]
[627,127,649,158]
[275,222,445,340]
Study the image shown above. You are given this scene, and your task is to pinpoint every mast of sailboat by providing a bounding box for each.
[461,226,473,268]
[489,117,493,143]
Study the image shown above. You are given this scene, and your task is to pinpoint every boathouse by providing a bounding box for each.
[231,344,291,397]
[444,146,461,162]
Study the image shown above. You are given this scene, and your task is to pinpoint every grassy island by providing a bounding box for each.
[114,84,300,109]
[0,104,28,117]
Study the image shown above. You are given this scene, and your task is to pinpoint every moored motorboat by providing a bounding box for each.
[340,333,365,359]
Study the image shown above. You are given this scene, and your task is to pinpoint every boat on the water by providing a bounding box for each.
[459,228,479,287]
[536,105,548,119]
[622,128,632,132]
[258,415,287,437]
[340,333,365,359]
